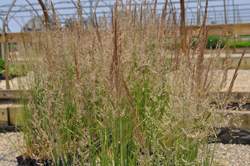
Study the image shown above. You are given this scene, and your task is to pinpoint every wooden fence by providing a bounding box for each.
[1,23,250,43]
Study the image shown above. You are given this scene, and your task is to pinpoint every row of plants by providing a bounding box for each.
[206,35,250,49]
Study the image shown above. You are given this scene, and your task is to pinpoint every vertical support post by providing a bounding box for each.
[180,0,186,54]
[2,30,10,90]
[232,0,236,24]
[77,0,84,26]
[1,42,4,59]
[213,7,217,24]
[37,0,50,28]
[236,5,240,23]
[7,107,11,126]
[197,0,201,25]
[223,0,227,24]
[89,0,94,23]
[1,18,4,59]
[1,0,16,90]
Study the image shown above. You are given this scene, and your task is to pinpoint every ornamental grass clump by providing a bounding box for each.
[20,0,222,165]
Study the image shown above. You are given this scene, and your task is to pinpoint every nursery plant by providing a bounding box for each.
[19,0,224,165]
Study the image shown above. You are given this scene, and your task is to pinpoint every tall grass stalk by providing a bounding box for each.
[19,0,224,165]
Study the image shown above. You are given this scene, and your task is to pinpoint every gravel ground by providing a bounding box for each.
[210,143,250,166]
[0,132,23,166]
[0,133,250,166]
[221,70,250,92]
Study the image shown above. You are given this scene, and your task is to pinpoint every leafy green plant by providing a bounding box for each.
[0,58,5,75]
[206,36,225,49]
[229,40,250,48]
[0,58,28,78]
[9,64,29,78]
[206,35,250,49]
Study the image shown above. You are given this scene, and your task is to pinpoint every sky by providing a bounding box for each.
[0,0,250,32]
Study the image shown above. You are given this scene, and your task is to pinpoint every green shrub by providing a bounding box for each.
[9,64,29,78]
[229,41,250,48]
[0,58,28,78]
[0,58,5,75]
[207,35,250,49]
[206,36,225,49]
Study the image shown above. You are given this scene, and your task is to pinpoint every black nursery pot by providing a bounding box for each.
[208,127,250,145]
[0,73,17,80]
[0,74,5,80]
[16,155,52,166]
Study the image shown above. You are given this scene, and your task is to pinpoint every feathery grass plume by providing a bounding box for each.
[18,0,229,165]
